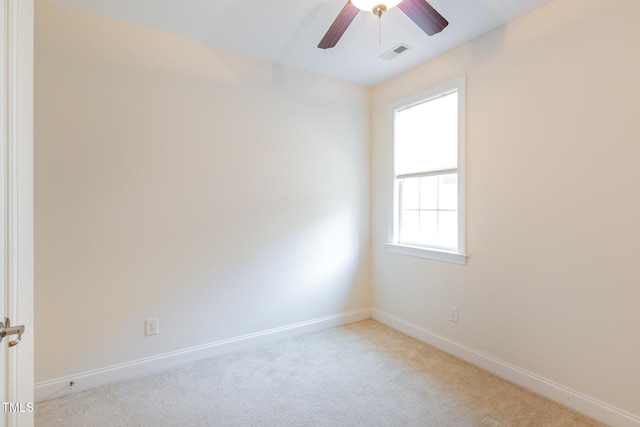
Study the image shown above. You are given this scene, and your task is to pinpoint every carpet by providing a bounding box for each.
[35,320,605,426]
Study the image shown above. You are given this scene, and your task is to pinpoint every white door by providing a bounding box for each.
[1,0,34,426]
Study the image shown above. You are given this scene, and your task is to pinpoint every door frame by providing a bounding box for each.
[2,0,34,426]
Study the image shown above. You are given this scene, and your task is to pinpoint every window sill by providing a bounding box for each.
[385,243,469,265]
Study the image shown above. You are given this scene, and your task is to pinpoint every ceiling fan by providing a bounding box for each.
[318,0,448,49]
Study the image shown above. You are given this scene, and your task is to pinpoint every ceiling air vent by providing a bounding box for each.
[379,43,413,61]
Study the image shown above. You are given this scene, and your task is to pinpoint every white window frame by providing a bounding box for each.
[386,76,468,264]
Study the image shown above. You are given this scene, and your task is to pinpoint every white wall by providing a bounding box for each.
[35,0,370,386]
[372,0,640,422]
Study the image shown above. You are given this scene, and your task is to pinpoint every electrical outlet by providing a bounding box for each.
[145,318,159,336]
[448,306,459,323]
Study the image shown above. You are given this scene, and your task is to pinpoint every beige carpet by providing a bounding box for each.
[35,320,606,426]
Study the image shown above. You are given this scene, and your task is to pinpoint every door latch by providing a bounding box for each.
[0,318,25,347]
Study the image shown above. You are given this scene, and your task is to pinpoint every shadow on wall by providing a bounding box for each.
[159,203,369,346]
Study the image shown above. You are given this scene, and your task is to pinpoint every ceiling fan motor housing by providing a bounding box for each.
[372,4,388,16]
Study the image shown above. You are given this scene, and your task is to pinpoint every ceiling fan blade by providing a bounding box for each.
[318,1,360,49]
[397,0,448,36]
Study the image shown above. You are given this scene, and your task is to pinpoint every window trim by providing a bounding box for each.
[385,243,468,264]
[387,76,468,264]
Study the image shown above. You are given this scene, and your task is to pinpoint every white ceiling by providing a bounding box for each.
[50,0,556,87]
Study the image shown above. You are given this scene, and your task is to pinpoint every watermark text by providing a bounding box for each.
[2,402,34,413]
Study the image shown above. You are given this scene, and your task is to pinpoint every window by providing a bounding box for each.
[387,77,467,264]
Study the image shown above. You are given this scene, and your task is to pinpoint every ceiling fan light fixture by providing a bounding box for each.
[351,0,402,14]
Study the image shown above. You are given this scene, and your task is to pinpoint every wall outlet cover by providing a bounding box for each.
[145,318,159,336]
[449,307,459,323]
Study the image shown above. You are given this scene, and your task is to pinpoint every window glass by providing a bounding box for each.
[398,174,458,250]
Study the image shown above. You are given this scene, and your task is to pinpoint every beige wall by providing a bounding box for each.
[36,0,640,421]
[35,0,370,383]
[372,0,640,418]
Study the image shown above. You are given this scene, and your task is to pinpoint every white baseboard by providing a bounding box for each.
[35,308,371,403]
[372,309,640,427]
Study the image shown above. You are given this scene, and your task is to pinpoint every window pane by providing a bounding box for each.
[439,174,458,211]
[394,91,458,176]
[418,212,438,245]
[400,211,419,243]
[419,176,438,210]
[401,178,419,210]
[398,173,459,250]
[438,211,458,249]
